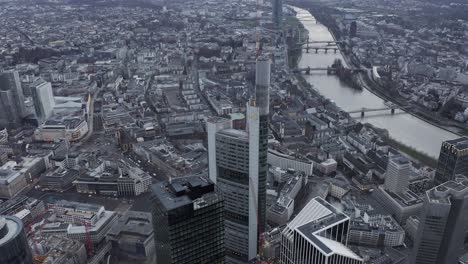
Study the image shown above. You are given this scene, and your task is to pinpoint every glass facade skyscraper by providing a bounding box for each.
[151,175,225,264]
[0,215,33,264]
[0,71,26,128]
[411,175,468,264]
[434,137,468,185]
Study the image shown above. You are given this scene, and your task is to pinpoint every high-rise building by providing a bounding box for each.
[434,137,468,185]
[151,175,225,264]
[31,78,55,123]
[272,0,283,27]
[384,156,411,194]
[280,197,363,264]
[411,175,468,264]
[207,57,270,263]
[0,215,33,264]
[0,71,26,128]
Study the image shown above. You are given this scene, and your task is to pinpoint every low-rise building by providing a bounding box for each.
[107,211,155,263]
[349,215,405,247]
[39,168,78,192]
[374,185,424,223]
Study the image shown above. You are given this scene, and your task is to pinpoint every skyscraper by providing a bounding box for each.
[151,175,225,264]
[31,78,55,123]
[272,0,283,27]
[434,137,468,185]
[0,215,33,264]
[208,57,270,263]
[384,155,411,194]
[0,71,26,128]
[411,175,468,264]
[280,197,363,264]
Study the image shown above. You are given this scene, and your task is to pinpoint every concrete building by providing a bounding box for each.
[435,137,468,185]
[374,185,423,223]
[384,156,411,194]
[34,116,89,142]
[349,215,405,247]
[39,168,78,192]
[151,175,225,264]
[0,71,26,128]
[280,197,363,264]
[207,57,270,263]
[107,211,155,263]
[0,162,28,199]
[268,148,313,177]
[412,175,468,264]
[0,215,32,264]
[73,160,151,197]
[31,78,55,123]
[267,171,305,226]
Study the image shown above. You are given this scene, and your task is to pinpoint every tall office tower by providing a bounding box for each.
[31,78,55,123]
[272,0,283,27]
[207,57,270,263]
[411,175,468,264]
[151,175,225,264]
[280,197,363,264]
[0,71,26,128]
[0,215,33,264]
[434,137,468,185]
[384,155,411,194]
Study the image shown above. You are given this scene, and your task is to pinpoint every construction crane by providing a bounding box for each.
[73,216,94,256]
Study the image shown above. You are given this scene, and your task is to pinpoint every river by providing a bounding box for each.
[292,7,459,158]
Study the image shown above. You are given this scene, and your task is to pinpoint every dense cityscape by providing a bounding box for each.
[0,0,467,264]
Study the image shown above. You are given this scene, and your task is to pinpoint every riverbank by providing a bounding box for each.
[302,7,467,137]
[291,5,457,159]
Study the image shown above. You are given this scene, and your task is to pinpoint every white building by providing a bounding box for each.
[35,117,88,142]
[384,156,411,194]
[32,78,55,123]
[0,161,28,198]
[280,197,363,264]
[268,148,313,177]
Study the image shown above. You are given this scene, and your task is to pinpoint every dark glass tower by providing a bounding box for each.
[411,175,468,264]
[272,0,283,27]
[434,137,468,185]
[151,175,225,264]
[0,71,26,128]
[0,215,33,264]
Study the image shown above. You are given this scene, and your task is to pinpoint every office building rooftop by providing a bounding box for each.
[151,175,221,211]
[427,175,468,205]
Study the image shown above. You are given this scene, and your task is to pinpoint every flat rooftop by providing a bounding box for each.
[151,175,221,211]
[107,211,153,238]
[381,187,423,207]
[427,175,468,205]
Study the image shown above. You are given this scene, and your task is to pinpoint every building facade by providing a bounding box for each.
[151,176,225,264]
[0,215,33,264]
[280,197,363,264]
[411,175,468,264]
[384,156,411,194]
[434,137,468,185]
[0,71,26,128]
[207,57,270,263]
[31,78,55,123]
